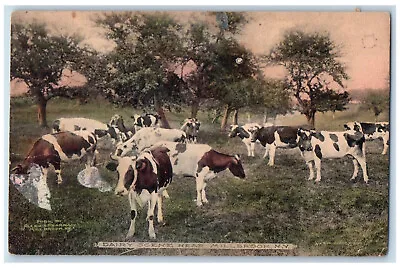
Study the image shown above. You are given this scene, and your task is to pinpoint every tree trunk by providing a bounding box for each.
[220,105,231,131]
[37,97,48,127]
[191,100,200,118]
[306,110,316,128]
[232,109,238,125]
[154,96,171,129]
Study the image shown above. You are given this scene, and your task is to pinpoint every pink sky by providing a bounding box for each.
[11,11,390,93]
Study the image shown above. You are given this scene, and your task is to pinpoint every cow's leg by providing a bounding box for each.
[157,193,164,223]
[201,182,208,204]
[147,193,158,239]
[263,144,269,159]
[306,161,314,181]
[314,158,322,182]
[350,158,359,181]
[268,145,276,166]
[250,142,256,157]
[53,161,62,184]
[353,154,369,184]
[382,136,389,155]
[195,176,205,207]
[244,141,252,157]
[126,191,138,239]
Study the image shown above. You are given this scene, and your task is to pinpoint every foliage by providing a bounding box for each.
[10,23,86,126]
[268,30,350,126]
[362,89,390,118]
[96,12,185,112]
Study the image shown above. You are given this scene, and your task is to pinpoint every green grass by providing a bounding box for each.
[8,97,389,256]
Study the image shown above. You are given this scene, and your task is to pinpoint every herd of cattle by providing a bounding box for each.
[10,112,389,239]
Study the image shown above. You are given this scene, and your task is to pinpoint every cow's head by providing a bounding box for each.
[228,155,246,179]
[229,125,250,139]
[248,126,261,142]
[296,128,313,152]
[107,155,138,196]
[114,140,139,157]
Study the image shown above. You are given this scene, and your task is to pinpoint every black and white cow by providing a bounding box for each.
[249,125,300,166]
[151,141,246,207]
[344,121,389,155]
[229,123,273,157]
[297,128,368,183]
[52,117,120,143]
[11,131,97,184]
[114,127,186,157]
[107,147,173,239]
[131,113,160,132]
[108,114,135,142]
[180,118,201,143]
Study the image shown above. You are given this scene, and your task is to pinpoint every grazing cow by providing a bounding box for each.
[151,141,246,206]
[181,118,201,143]
[108,114,135,142]
[131,113,160,132]
[297,128,368,183]
[249,125,300,166]
[11,131,97,184]
[107,147,173,239]
[229,123,273,157]
[114,127,186,157]
[344,121,390,155]
[52,117,120,142]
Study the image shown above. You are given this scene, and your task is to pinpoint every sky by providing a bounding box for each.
[10,10,391,94]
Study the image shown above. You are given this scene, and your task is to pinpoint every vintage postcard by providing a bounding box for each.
[8,10,390,256]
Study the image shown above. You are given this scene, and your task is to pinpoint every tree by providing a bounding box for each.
[10,23,85,127]
[363,89,390,120]
[96,12,185,128]
[268,30,350,127]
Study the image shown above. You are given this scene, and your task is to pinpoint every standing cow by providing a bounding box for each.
[131,113,160,132]
[114,127,186,157]
[181,118,201,143]
[249,125,300,166]
[229,123,268,157]
[107,147,173,239]
[108,114,135,142]
[11,131,97,184]
[297,128,368,183]
[344,121,389,155]
[151,141,246,207]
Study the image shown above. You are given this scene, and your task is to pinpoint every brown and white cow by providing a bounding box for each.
[180,118,201,143]
[151,141,246,207]
[344,121,389,155]
[11,131,97,184]
[249,125,300,166]
[297,128,368,183]
[107,147,173,239]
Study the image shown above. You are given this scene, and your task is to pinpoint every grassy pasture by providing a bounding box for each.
[8,97,389,256]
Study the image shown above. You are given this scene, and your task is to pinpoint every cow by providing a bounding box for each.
[108,114,135,142]
[249,125,300,166]
[131,113,160,132]
[52,117,120,143]
[229,123,273,157]
[296,128,368,183]
[180,118,201,143]
[150,141,246,207]
[107,147,173,239]
[344,121,389,155]
[11,131,97,184]
[114,127,186,157]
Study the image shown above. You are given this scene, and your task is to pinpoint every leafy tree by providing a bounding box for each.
[96,12,185,128]
[268,30,350,127]
[10,23,85,127]
[363,89,390,120]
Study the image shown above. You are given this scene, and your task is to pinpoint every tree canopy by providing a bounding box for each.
[269,30,350,126]
[10,23,86,126]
